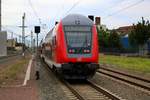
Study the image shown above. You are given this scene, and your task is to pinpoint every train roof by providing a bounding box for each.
[62,14,93,26]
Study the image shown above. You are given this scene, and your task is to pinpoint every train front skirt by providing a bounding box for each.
[57,63,99,79]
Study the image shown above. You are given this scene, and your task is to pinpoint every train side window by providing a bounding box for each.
[52,39,54,45]
[52,36,56,45]
[54,36,56,45]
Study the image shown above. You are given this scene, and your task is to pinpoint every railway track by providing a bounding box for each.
[41,58,123,100]
[62,80,123,100]
[0,54,20,59]
[98,66,150,92]
[0,54,22,64]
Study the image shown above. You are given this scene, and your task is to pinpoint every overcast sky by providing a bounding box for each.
[2,0,150,40]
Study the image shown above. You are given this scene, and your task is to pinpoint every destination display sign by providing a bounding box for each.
[64,26,91,32]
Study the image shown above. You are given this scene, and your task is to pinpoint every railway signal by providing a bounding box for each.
[35,26,40,34]
[34,26,40,54]
[34,26,41,80]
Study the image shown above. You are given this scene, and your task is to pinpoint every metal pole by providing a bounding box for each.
[19,35,21,43]
[31,31,33,52]
[37,33,38,55]
[22,13,25,56]
[0,0,1,31]
[11,32,13,47]
[33,39,35,53]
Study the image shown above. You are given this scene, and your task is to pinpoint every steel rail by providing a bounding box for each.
[61,80,85,100]
[87,80,123,100]
[41,57,85,100]
[100,66,150,83]
[98,70,150,91]
[41,57,123,100]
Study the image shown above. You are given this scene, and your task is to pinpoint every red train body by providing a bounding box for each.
[41,14,99,79]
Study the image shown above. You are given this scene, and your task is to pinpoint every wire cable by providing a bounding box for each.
[28,0,42,24]
[62,0,83,18]
[104,0,144,19]
[53,0,65,20]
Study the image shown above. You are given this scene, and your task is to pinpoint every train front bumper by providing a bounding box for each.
[59,63,99,79]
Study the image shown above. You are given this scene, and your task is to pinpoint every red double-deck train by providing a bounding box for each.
[41,14,99,79]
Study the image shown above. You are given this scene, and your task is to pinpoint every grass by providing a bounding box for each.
[0,57,29,85]
[99,54,150,73]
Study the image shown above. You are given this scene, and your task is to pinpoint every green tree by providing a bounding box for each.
[129,17,150,46]
[97,28,109,48]
[109,30,121,48]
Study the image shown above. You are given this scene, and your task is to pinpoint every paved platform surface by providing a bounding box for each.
[0,55,39,100]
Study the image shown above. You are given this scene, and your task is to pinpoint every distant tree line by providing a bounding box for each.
[97,17,150,54]
[129,17,150,49]
[97,28,121,52]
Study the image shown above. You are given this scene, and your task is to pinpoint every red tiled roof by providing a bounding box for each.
[117,26,134,34]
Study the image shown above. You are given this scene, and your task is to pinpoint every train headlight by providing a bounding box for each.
[69,49,75,53]
[69,49,72,53]
[84,49,90,53]
[84,50,87,53]
[86,50,90,53]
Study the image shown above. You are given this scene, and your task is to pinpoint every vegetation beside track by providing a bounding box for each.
[0,56,30,86]
[99,54,150,73]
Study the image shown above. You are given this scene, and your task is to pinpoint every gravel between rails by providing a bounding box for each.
[90,73,150,100]
[36,58,70,100]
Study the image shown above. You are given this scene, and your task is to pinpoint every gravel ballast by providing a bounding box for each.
[90,73,150,100]
[36,59,69,100]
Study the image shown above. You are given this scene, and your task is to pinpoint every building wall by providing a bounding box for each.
[0,31,7,56]
[121,37,130,48]
[7,39,16,47]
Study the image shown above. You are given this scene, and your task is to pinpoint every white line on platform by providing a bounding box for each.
[22,56,33,86]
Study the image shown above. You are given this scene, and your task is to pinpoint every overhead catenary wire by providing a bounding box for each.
[109,0,126,9]
[28,0,42,25]
[61,0,83,18]
[100,0,128,15]
[104,0,144,19]
[27,0,48,33]
[53,0,65,20]
[27,0,50,43]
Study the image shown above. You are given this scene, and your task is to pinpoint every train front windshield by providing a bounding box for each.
[66,32,91,47]
[64,26,92,54]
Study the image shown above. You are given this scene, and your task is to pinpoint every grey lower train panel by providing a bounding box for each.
[58,63,99,79]
[61,63,99,70]
[67,54,92,58]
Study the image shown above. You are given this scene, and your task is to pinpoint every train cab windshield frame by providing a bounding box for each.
[64,25,92,54]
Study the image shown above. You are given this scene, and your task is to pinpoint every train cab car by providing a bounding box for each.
[42,14,99,79]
